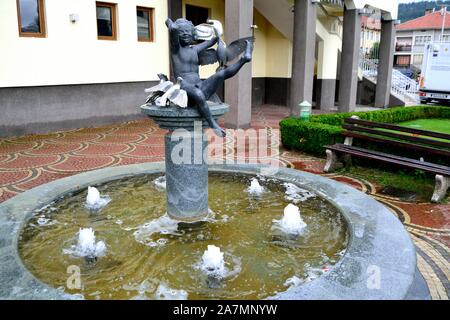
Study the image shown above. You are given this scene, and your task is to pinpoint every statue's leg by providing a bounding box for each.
[187,87,226,137]
[201,40,253,99]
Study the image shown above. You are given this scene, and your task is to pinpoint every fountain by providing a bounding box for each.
[63,228,106,263]
[0,18,422,300]
[85,186,110,211]
[247,178,265,197]
[272,204,307,238]
[201,245,226,277]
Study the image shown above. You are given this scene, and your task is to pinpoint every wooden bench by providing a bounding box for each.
[324,116,450,203]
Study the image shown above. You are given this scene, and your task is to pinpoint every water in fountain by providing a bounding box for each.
[134,214,181,246]
[153,176,166,191]
[272,204,307,237]
[284,275,302,288]
[155,283,188,300]
[20,173,348,300]
[201,245,226,278]
[85,186,111,211]
[247,178,265,196]
[283,183,315,204]
[63,228,106,262]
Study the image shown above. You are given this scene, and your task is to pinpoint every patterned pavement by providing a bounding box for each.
[0,105,448,300]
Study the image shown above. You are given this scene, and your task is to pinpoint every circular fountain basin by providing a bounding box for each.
[0,163,417,300]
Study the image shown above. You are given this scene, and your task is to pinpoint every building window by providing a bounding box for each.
[395,55,411,66]
[441,34,450,42]
[137,7,154,42]
[396,37,413,52]
[413,55,423,66]
[415,35,431,45]
[17,0,46,37]
[96,2,117,40]
[185,4,209,26]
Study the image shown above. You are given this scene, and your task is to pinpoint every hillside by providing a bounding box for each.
[398,1,450,23]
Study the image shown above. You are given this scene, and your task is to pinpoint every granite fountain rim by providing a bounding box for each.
[0,162,417,300]
[140,102,229,118]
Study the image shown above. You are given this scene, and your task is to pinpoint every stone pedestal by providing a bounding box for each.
[165,130,208,221]
[141,103,229,222]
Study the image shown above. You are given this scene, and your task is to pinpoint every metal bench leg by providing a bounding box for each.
[431,175,450,203]
[324,149,340,173]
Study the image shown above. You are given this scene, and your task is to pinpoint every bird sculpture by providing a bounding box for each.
[196,20,254,71]
[145,73,173,104]
[155,77,188,108]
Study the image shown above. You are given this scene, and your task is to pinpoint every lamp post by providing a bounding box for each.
[298,100,312,121]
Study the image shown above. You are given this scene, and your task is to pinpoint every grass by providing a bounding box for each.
[335,118,449,202]
[397,118,450,135]
[336,165,438,202]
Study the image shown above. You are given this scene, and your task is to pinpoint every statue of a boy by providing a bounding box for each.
[165,18,253,137]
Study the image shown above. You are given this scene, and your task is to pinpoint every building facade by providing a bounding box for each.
[395,9,450,70]
[0,0,399,137]
[360,15,381,57]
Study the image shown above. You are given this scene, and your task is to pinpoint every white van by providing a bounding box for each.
[419,42,450,104]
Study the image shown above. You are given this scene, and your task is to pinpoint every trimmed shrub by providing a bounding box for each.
[280,119,344,154]
[280,106,450,156]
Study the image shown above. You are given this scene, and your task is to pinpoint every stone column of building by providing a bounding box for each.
[168,0,182,20]
[224,0,254,129]
[374,19,395,108]
[338,8,361,112]
[290,0,317,116]
[316,38,339,111]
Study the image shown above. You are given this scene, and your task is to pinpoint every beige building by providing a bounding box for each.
[0,0,399,136]
[360,15,381,56]
[395,9,450,70]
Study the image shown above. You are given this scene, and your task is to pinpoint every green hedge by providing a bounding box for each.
[280,106,450,156]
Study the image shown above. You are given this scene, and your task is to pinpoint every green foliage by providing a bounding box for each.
[398,1,450,23]
[279,106,450,156]
[338,166,436,201]
[280,119,344,155]
[369,42,380,59]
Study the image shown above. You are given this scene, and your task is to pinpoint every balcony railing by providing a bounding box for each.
[359,51,419,103]
[319,0,344,7]
[395,45,412,52]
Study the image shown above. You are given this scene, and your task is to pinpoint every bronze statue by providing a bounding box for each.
[146,18,253,137]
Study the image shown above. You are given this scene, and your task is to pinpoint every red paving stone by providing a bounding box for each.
[0,142,38,154]
[0,170,33,186]
[0,189,18,203]
[15,170,71,191]
[48,155,117,173]
[76,144,132,156]
[27,142,86,155]
[0,154,62,170]
[0,104,448,299]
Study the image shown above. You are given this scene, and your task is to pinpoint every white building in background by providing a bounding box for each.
[395,8,450,70]
[360,15,381,56]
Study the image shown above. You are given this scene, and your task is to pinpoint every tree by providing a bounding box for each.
[369,42,380,59]
[398,1,450,23]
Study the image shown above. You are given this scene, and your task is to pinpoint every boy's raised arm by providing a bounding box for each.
[195,36,218,53]
[166,18,180,53]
